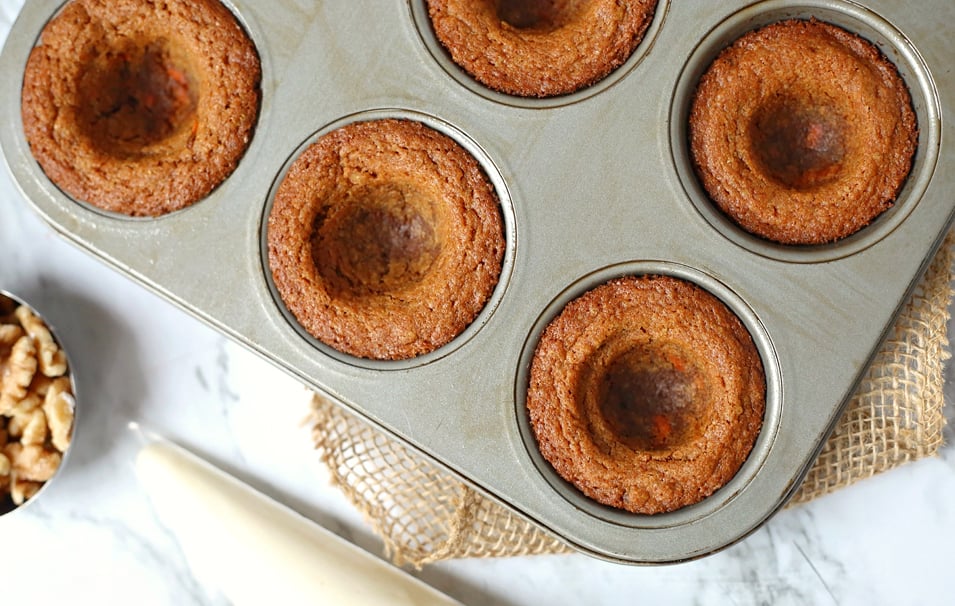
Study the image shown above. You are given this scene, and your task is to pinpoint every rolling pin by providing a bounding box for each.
[136,437,462,605]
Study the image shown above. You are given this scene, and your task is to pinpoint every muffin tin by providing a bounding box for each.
[1,0,952,563]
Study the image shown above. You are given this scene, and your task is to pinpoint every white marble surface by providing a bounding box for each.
[1,3,954,604]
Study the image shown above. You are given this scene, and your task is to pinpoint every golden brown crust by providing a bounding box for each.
[526,275,765,514]
[267,119,505,361]
[426,0,658,98]
[689,19,917,245]
[21,0,261,217]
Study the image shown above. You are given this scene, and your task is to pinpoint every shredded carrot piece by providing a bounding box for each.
[651,414,672,444]
[167,66,189,87]
[666,353,685,373]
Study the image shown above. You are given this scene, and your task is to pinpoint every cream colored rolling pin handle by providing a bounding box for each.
[135,437,463,606]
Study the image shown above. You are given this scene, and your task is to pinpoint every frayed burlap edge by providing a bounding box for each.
[309,398,572,566]
[308,231,953,568]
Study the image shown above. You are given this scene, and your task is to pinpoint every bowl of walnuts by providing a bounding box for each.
[0,290,76,515]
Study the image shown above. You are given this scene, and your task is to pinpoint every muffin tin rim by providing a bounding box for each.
[258,107,517,371]
[512,260,783,530]
[408,0,673,109]
[6,0,271,223]
[668,0,942,263]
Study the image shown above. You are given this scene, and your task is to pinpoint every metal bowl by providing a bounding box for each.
[0,290,77,517]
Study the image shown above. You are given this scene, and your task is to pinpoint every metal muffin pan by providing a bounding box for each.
[1,0,952,563]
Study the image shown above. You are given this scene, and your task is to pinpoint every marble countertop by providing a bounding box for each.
[1,3,953,604]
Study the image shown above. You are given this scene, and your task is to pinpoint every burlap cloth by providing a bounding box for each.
[308,231,954,568]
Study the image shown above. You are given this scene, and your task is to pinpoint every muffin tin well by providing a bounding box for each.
[670,0,940,263]
[1,0,953,563]
[409,0,672,108]
[261,108,516,371]
[18,0,263,219]
[514,261,782,529]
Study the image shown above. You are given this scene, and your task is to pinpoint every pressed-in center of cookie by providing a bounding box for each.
[312,182,441,298]
[77,38,198,156]
[596,344,702,451]
[495,0,586,31]
[748,95,847,190]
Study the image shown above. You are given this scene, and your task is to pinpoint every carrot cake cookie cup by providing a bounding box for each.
[21,0,261,217]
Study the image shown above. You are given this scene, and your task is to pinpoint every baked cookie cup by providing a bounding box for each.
[526,275,765,514]
[689,19,917,245]
[267,118,505,361]
[21,0,261,216]
[426,0,659,98]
